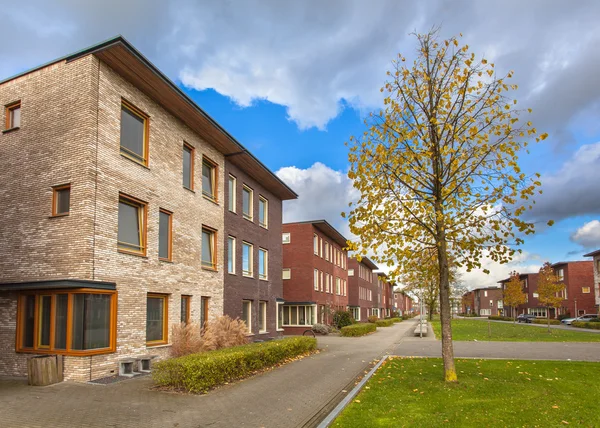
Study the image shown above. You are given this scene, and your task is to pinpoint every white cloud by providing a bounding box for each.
[570,220,600,249]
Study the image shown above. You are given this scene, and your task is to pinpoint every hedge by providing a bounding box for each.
[376,319,395,327]
[488,316,513,321]
[572,321,600,330]
[532,319,561,325]
[152,337,317,393]
[340,323,377,337]
[390,317,402,323]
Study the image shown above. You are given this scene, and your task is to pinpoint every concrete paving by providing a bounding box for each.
[466,316,600,333]
[0,321,416,428]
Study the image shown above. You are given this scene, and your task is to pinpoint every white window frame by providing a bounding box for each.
[242,300,252,333]
[582,287,591,294]
[258,248,268,280]
[259,301,267,333]
[242,242,254,277]
[336,277,341,295]
[282,268,291,280]
[313,234,319,255]
[228,174,236,213]
[320,271,324,292]
[348,269,354,277]
[242,185,253,221]
[228,236,236,274]
[314,269,319,291]
[281,304,317,327]
[276,301,284,331]
[258,196,268,229]
[282,232,291,244]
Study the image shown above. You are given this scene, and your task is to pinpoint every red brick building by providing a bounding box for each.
[584,249,600,312]
[499,273,539,318]
[347,257,378,321]
[552,261,595,317]
[461,290,475,314]
[393,289,414,315]
[473,287,503,316]
[281,220,349,333]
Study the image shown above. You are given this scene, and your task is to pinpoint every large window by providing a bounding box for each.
[282,305,316,326]
[120,100,149,166]
[314,269,319,291]
[242,185,253,220]
[5,100,21,129]
[158,209,172,261]
[201,226,217,270]
[277,302,284,331]
[259,301,267,333]
[242,242,253,277]
[228,236,236,274]
[258,248,268,280]
[228,175,236,212]
[118,194,147,256]
[258,196,268,228]
[181,295,191,324]
[528,307,547,317]
[183,143,194,190]
[242,300,252,333]
[147,294,168,345]
[202,157,218,202]
[350,307,360,321]
[17,290,116,355]
[52,184,71,216]
[313,234,318,255]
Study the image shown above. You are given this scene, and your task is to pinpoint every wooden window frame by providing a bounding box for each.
[258,196,268,229]
[117,193,147,257]
[242,185,253,221]
[16,289,117,356]
[51,183,71,217]
[120,99,150,166]
[158,209,173,262]
[228,236,236,274]
[181,295,191,324]
[200,296,210,330]
[146,293,169,346]
[5,100,21,130]
[242,241,254,277]
[201,225,218,271]
[183,143,195,191]
[258,248,268,280]
[228,174,237,213]
[202,156,219,203]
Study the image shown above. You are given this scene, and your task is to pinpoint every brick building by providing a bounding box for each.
[281,220,349,333]
[461,290,475,314]
[552,261,595,317]
[473,287,503,316]
[393,289,414,315]
[498,273,539,318]
[347,257,378,321]
[0,37,293,381]
[584,249,600,312]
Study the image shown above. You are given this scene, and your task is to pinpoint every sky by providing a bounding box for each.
[2,0,599,289]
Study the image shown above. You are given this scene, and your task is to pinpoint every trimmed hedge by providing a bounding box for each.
[390,317,402,323]
[376,319,394,327]
[367,315,379,323]
[488,316,513,321]
[340,323,377,337]
[152,337,317,393]
[572,321,600,330]
[532,319,561,325]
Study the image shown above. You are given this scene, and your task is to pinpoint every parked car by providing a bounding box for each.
[561,314,599,325]
[517,314,537,323]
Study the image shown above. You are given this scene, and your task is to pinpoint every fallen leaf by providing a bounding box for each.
[552,405,559,409]
[354,400,361,403]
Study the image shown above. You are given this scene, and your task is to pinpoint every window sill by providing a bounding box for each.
[118,249,148,258]
[245,333,255,337]
[2,126,20,134]
[159,258,173,263]
[49,213,70,218]
[259,277,269,282]
[228,272,236,275]
[146,343,171,349]
[203,194,219,205]
[202,266,218,272]
[120,153,150,169]
[243,215,254,223]
[228,209,237,215]
[243,274,254,278]
[260,224,268,230]
[259,331,268,334]
[183,186,195,194]
[276,328,285,332]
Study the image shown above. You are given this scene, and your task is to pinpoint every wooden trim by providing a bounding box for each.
[202,155,219,203]
[146,293,169,346]
[5,100,21,130]
[118,192,147,256]
[183,142,195,191]
[200,296,210,330]
[159,208,173,262]
[120,99,150,166]
[201,225,218,271]
[51,183,71,217]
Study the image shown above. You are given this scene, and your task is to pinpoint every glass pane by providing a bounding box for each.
[22,295,35,348]
[259,250,265,277]
[202,162,213,197]
[243,189,250,216]
[118,201,141,250]
[278,305,284,329]
[298,306,306,326]
[228,177,235,211]
[202,230,213,268]
[242,302,250,328]
[200,297,209,330]
[243,244,250,274]
[39,296,51,347]
[11,107,21,128]
[180,297,188,323]
[259,199,266,225]
[183,146,192,189]
[120,106,145,161]
[283,306,290,326]
[146,297,164,342]
[228,237,235,273]
[291,306,298,325]
[158,211,170,259]
[72,294,111,350]
[54,294,68,350]
[56,188,70,214]
[259,302,266,331]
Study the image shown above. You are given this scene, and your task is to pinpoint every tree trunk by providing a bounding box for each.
[547,308,550,333]
[428,305,434,321]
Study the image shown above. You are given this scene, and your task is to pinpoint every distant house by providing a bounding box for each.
[583,249,600,313]
[348,257,379,321]
[393,290,414,315]
[473,287,503,316]
[461,290,475,314]
[498,273,538,318]
[551,261,595,317]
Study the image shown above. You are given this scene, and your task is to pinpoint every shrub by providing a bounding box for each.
[340,323,377,337]
[170,322,204,358]
[376,319,394,327]
[332,310,354,329]
[201,316,249,351]
[312,323,332,335]
[488,316,513,321]
[367,315,379,323]
[401,314,410,320]
[153,337,317,393]
[391,311,400,318]
[572,321,600,330]
[389,317,402,323]
[532,319,561,325]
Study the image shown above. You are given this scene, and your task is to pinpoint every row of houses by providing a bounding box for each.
[462,257,600,318]
[0,37,412,383]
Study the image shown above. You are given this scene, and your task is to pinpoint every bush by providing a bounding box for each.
[153,337,317,393]
[488,316,513,321]
[367,315,379,323]
[333,310,354,329]
[532,319,561,325]
[376,319,394,327]
[201,315,249,351]
[170,322,204,358]
[340,323,377,337]
[401,314,410,320]
[391,311,400,318]
[572,321,600,330]
[389,317,402,323]
[312,323,332,335]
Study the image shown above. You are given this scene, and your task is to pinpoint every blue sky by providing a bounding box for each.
[2,0,599,288]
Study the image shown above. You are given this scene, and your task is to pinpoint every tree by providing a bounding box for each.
[537,262,565,332]
[503,271,527,323]
[345,29,548,382]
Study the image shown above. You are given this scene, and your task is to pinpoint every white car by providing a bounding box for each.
[561,314,598,325]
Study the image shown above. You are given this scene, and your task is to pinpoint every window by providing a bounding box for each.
[313,234,319,255]
[490,300,494,307]
[158,209,172,261]
[200,297,209,330]
[283,268,291,280]
[147,294,168,345]
[242,300,252,333]
[582,287,591,294]
[17,290,116,355]
[350,307,360,321]
[181,295,191,324]
[258,196,268,228]
[276,302,284,331]
[120,100,149,166]
[259,248,268,280]
[557,269,564,281]
[242,242,253,277]
[314,269,319,291]
[118,194,147,256]
[201,227,217,270]
[484,291,488,297]
[183,143,194,190]
[228,175,236,212]
[242,185,253,220]
[348,269,354,277]
[5,101,21,129]
[51,184,70,216]
[324,242,330,261]
[282,305,316,326]
[202,157,218,202]
[533,292,539,298]
[480,309,491,316]
[228,236,236,274]
[528,307,547,317]
[320,271,324,292]
[259,301,267,333]
[282,232,291,244]
[336,277,341,295]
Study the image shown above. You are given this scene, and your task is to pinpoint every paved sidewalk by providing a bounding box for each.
[0,321,416,428]
[469,317,600,333]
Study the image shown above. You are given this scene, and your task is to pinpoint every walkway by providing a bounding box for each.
[467,317,600,333]
[0,321,416,428]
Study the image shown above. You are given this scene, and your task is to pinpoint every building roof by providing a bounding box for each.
[584,249,600,257]
[551,260,592,268]
[498,272,538,283]
[1,36,297,201]
[352,256,378,271]
[283,219,349,248]
[0,279,116,292]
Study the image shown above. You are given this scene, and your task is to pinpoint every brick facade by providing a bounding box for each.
[499,273,539,318]
[552,261,596,316]
[584,249,600,311]
[392,290,413,315]
[347,257,378,321]
[473,287,503,316]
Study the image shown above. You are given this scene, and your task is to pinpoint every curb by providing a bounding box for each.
[316,355,389,428]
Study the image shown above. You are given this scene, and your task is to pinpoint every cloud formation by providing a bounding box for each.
[570,220,600,249]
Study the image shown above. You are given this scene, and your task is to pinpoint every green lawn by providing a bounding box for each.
[431,319,600,342]
[334,358,600,427]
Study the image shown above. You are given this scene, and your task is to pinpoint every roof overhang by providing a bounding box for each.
[584,249,600,257]
[281,301,316,305]
[284,220,349,248]
[357,256,378,271]
[0,279,116,292]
